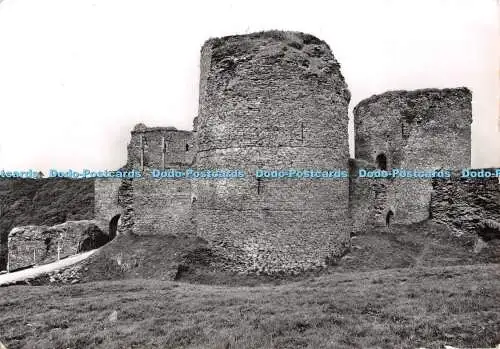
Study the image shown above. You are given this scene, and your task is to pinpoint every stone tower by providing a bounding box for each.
[124,124,195,236]
[353,88,472,224]
[127,123,194,170]
[193,31,351,274]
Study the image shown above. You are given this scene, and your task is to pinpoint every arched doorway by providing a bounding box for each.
[386,210,394,226]
[109,214,121,240]
[376,153,388,170]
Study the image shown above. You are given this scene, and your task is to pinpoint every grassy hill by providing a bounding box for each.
[0,264,498,349]
[0,179,94,270]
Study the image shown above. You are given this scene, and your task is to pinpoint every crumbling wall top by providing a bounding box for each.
[200,30,350,102]
[131,124,192,134]
[354,87,472,123]
[203,30,333,51]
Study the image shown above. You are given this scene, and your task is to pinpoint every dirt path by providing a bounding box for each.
[0,249,98,286]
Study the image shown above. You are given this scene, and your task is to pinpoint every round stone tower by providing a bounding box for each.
[193,31,351,274]
[353,88,472,224]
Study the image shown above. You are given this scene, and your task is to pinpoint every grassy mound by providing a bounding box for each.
[69,219,499,287]
[76,231,212,282]
[336,220,500,273]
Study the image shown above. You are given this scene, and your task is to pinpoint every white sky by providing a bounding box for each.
[0,0,498,174]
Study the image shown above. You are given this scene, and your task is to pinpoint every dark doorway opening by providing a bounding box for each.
[386,210,394,226]
[78,228,110,253]
[376,153,388,170]
[478,222,500,242]
[109,214,120,240]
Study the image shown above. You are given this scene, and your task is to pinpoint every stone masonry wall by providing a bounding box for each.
[8,220,107,271]
[430,172,500,242]
[193,31,351,274]
[349,159,392,233]
[116,178,134,235]
[8,226,49,270]
[131,178,193,236]
[94,178,122,232]
[127,123,194,170]
[353,88,472,224]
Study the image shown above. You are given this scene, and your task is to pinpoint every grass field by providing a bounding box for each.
[1,263,499,349]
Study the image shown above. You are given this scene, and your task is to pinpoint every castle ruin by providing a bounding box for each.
[7,30,497,275]
[350,88,473,230]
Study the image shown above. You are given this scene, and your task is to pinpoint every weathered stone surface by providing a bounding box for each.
[7,220,108,271]
[354,88,472,169]
[127,125,194,170]
[431,173,500,238]
[131,178,193,236]
[429,173,500,258]
[94,178,122,232]
[353,88,472,224]
[193,30,351,274]
[116,178,134,235]
[349,158,392,233]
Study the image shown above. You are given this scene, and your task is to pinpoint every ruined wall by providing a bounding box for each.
[349,159,392,233]
[8,220,107,271]
[431,172,500,245]
[353,88,472,224]
[116,178,134,235]
[193,31,351,274]
[8,226,48,270]
[127,123,194,170]
[94,178,122,232]
[0,178,94,271]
